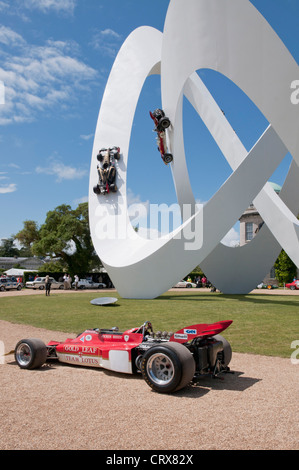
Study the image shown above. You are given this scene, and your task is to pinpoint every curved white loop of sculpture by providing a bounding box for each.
[89,0,299,298]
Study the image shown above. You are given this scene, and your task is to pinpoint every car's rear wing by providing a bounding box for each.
[169,320,232,343]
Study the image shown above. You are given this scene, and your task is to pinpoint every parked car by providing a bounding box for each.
[0,277,23,292]
[173,280,196,288]
[257,283,278,290]
[285,280,299,290]
[26,277,64,290]
[72,279,107,289]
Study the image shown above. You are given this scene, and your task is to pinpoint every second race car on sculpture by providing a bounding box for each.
[14,319,233,393]
[150,109,173,165]
[93,146,121,195]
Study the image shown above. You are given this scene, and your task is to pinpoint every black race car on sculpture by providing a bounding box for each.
[93,146,121,195]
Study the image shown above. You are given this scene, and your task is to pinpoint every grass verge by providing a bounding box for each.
[0,290,298,358]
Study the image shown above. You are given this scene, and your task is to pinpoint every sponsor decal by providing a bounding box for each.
[64,345,80,353]
[184,329,197,335]
[124,335,129,342]
[64,354,100,366]
[85,335,92,341]
[63,345,97,355]
[174,333,188,340]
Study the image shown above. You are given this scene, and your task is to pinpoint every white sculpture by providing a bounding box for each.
[89,0,299,298]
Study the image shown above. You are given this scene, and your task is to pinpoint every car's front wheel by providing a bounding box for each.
[15,338,48,370]
[141,342,195,393]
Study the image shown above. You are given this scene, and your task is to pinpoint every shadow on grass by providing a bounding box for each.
[158,293,299,308]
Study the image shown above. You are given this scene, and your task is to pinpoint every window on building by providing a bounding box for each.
[245,222,253,241]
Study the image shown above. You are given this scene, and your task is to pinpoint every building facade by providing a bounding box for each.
[239,183,282,286]
[0,257,45,271]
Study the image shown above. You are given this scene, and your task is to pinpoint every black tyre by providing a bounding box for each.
[17,285,22,291]
[93,185,101,194]
[141,342,195,393]
[213,334,232,367]
[15,338,48,370]
[38,285,44,290]
[159,117,171,129]
[163,153,173,164]
[0,286,5,292]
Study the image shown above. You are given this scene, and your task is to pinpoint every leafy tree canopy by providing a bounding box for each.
[15,220,39,251]
[31,203,99,276]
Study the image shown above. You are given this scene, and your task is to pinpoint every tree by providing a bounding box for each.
[32,203,99,275]
[274,250,297,285]
[0,237,19,257]
[15,221,39,254]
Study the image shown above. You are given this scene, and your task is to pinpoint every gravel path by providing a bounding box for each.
[1,314,298,450]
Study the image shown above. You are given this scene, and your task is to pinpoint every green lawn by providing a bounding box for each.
[0,290,298,358]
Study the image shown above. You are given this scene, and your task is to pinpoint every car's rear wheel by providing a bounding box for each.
[163,153,173,164]
[141,342,195,393]
[159,117,171,129]
[38,285,44,290]
[0,286,5,292]
[15,339,47,370]
[212,334,232,367]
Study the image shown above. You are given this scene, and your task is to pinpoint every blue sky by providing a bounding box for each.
[0,0,298,248]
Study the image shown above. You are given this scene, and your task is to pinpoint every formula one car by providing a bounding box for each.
[150,109,173,165]
[93,146,121,195]
[14,320,233,393]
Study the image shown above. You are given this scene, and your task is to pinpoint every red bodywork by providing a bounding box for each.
[285,280,299,290]
[47,320,232,374]
[149,111,168,159]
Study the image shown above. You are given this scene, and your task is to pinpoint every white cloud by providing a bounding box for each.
[36,159,87,182]
[0,183,17,193]
[22,0,77,14]
[0,26,25,47]
[221,227,240,247]
[90,28,122,57]
[100,29,121,39]
[80,133,94,141]
[0,32,97,125]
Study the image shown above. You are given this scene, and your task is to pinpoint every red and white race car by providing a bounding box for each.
[149,109,173,165]
[14,320,233,393]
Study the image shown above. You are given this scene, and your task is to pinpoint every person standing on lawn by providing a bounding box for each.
[45,275,51,296]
